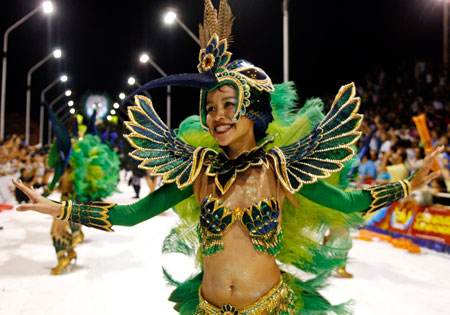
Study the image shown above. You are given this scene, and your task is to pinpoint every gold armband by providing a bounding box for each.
[57,200,115,232]
[363,179,411,215]
[56,200,72,221]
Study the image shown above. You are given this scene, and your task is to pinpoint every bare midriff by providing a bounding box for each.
[195,163,287,310]
[202,222,281,309]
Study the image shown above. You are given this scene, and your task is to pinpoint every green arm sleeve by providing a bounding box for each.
[299,180,372,213]
[109,183,194,226]
[299,179,411,214]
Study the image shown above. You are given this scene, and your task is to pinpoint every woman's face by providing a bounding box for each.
[205,85,254,147]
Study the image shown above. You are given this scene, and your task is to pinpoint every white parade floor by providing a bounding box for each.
[1,173,450,315]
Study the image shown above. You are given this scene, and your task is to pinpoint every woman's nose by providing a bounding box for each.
[215,105,226,120]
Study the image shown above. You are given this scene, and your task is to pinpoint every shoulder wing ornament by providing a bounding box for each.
[124,95,217,189]
[268,83,362,194]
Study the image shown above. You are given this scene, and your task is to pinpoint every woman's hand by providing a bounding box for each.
[409,146,444,191]
[12,179,60,216]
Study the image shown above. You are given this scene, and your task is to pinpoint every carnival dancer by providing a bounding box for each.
[45,108,120,275]
[13,0,443,312]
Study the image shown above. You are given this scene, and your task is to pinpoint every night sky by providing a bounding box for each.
[0,0,444,142]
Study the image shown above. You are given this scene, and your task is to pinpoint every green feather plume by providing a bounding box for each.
[69,134,120,201]
[270,81,300,125]
[47,141,63,169]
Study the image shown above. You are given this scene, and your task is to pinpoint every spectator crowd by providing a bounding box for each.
[352,59,450,195]
[1,59,449,206]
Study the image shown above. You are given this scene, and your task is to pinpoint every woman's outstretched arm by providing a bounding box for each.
[299,146,444,214]
[109,183,193,226]
[13,179,193,231]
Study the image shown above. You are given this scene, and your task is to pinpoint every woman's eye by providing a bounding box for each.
[206,106,216,113]
[225,102,235,108]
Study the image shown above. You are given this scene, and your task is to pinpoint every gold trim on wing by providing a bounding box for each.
[327,82,357,114]
[268,83,363,194]
[144,147,216,189]
[124,94,217,189]
[268,144,357,194]
[268,147,297,194]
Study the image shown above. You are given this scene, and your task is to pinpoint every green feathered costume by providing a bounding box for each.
[47,134,120,201]
[58,1,412,313]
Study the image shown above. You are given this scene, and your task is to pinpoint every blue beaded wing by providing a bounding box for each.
[124,95,217,189]
[268,83,362,194]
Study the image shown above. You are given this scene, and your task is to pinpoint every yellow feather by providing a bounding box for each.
[199,0,235,48]
[199,24,206,48]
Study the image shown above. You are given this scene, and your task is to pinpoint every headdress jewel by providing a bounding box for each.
[197,0,274,130]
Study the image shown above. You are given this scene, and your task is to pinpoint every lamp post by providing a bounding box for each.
[54,100,71,117]
[26,48,62,145]
[139,53,172,128]
[1,1,54,140]
[113,101,128,120]
[61,114,71,126]
[444,0,449,68]
[47,89,71,143]
[39,74,67,145]
[61,108,76,126]
[282,0,289,82]
[163,11,201,46]
[119,92,134,106]
[127,76,151,98]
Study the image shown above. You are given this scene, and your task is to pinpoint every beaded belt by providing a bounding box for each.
[196,278,295,315]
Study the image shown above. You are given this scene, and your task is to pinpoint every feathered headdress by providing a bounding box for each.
[198,0,235,49]
[126,0,274,133]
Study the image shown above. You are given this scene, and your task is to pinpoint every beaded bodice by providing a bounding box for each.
[198,195,283,256]
[201,195,280,236]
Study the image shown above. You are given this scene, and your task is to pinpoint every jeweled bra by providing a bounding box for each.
[198,195,283,256]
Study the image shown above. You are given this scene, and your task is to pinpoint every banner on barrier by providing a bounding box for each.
[367,199,450,245]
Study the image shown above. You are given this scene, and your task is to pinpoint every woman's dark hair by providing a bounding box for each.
[246,89,273,142]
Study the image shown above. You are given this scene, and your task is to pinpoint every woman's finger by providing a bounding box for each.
[424,171,441,184]
[12,179,37,202]
[422,146,444,172]
[16,204,36,212]
[430,146,445,159]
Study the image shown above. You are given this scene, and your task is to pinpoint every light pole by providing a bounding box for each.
[444,0,449,68]
[139,53,172,128]
[47,89,71,143]
[113,101,128,120]
[61,108,76,126]
[127,76,151,98]
[282,0,289,82]
[54,100,71,117]
[1,1,54,140]
[26,48,62,145]
[163,11,201,46]
[39,74,67,145]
